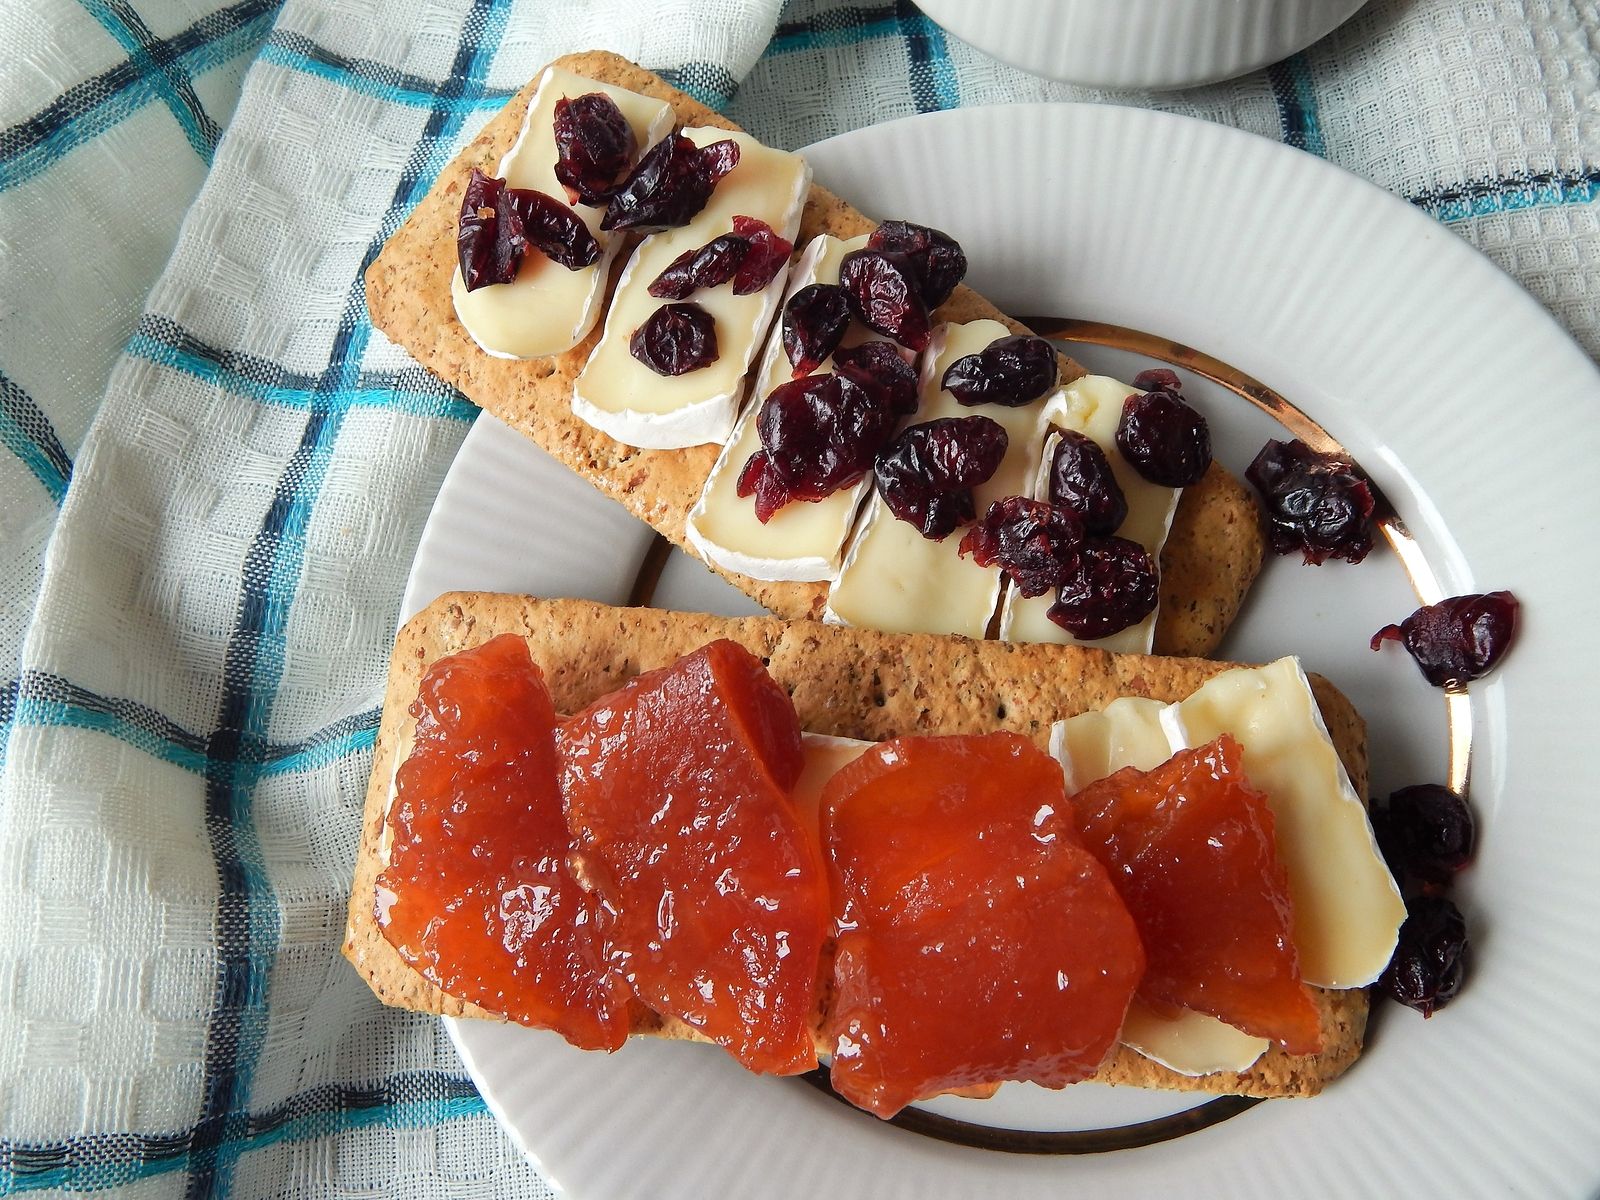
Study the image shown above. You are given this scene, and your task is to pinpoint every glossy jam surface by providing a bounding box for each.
[377,634,628,1051]
[822,733,1145,1118]
[557,640,821,1075]
[1068,734,1322,1054]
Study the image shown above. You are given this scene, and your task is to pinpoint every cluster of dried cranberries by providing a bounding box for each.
[836,221,968,354]
[457,168,601,291]
[738,346,920,521]
[648,216,793,300]
[603,131,740,232]
[1372,782,1476,1018]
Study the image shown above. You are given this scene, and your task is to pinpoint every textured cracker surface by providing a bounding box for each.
[344,594,1370,1100]
[363,50,1263,655]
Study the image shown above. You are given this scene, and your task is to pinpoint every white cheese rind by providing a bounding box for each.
[450,67,674,360]
[825,320,1053,635]
[1119,1001,1271,1077]
[1000,375,1181,655]
[571,128,812,449]
[1171,657,1406,989]
[685,234,883,582]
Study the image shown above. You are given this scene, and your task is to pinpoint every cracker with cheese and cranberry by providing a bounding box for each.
[344,593,1401,1103]
[365,51,1263,656]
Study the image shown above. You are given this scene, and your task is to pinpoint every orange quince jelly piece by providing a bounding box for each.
[377,633,630,1051]
[821,732,1145,1118]
[557,639,823,1075]
[1068,734,1323,1055]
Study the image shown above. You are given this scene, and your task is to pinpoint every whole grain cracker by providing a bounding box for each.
[344,594,1369,1099]
[363,51,1263,652]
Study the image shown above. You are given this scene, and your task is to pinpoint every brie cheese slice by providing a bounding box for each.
[571,128,811,449]
[825,320,1053,635]
[1001,374,1181,654]
[685,234,885,582]
[450,67,674,359]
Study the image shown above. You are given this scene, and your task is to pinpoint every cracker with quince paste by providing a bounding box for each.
[363,51,1262,654]
[345,593,1368,1099]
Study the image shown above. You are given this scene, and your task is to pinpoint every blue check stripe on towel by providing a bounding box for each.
[1,1072,488,1193]
[0,1,519,1194]
[0,0,277,193]
[184,1,508,1193]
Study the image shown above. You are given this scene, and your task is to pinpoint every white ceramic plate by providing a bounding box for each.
[915,0,1366,90]
[400,104,1600,1199]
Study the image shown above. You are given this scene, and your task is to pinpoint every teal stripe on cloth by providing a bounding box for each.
[75,0,225,161]
[0,2,276,193]
[258,40,515,112]
[1,1074,489,1193]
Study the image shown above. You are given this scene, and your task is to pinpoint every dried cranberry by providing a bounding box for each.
[1384,784,1476,887]
[958,497,1084,597]
[941,335,1056,408]
[629,303,717,376]
[511,188,601,271]
[1131,367,1181,393]
[1047,537,1159,640]
[1116,386,1211,487]
[1246,439,1375,565]
[457,169,599,289]
[1371,592,1519,688]
[1049,430,1128,536]
[1380,895,1468,1017]
[867,220,967,308]
[730,216,792,295]
[1367,802,1408,888]
[834,342,919,417]
[553,93,636,205]
[839,249,931,351]
[458,168,516,291]
[648,234,749,299]
[737,374,896,521]
[781,284,852,377]
[602,132,739,232]
[874,416,1007,539]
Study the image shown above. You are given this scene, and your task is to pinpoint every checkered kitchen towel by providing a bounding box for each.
[0,0,1595,1194]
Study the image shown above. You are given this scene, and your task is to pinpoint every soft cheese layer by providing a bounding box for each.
[450,67,673,359]
[1053,658,1404,992]
[825,320,1053,636]
[1002,375,1181,654]
[686,234,880,582]
[1167,658,1405,989]
[572,128,811,448]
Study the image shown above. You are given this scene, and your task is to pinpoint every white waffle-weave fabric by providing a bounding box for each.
[0,0,1594,1194]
